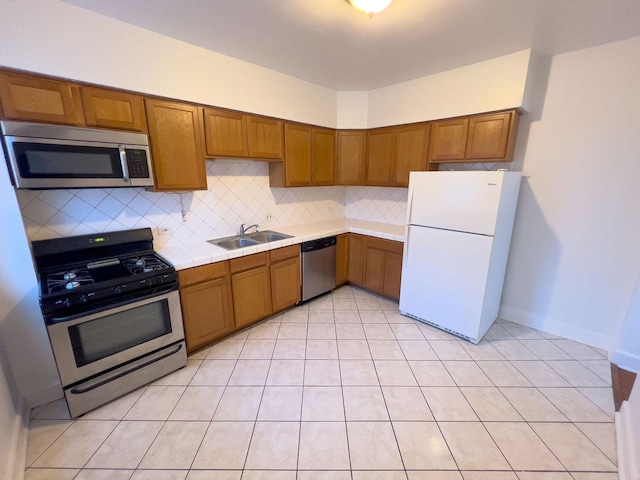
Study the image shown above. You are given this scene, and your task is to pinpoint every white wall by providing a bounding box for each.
[337,92,369,129]
[0,0,337,128]
[366,50,531,128]
[500,36,640,350]
[610,274,640,373]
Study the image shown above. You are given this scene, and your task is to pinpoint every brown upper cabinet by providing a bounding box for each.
[144,98,208,191]
[311,127,335,185]
[393,123,431,187]
[283,123,312,186]
[430,110,520,163]
[365,127,396,186]
[204,108,283,160]
[81,86,146,132]
[336,130,366,186]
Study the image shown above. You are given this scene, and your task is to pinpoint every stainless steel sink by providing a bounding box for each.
[207,230,293,250]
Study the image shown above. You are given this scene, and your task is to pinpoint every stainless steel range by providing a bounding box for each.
[32,228,186,418]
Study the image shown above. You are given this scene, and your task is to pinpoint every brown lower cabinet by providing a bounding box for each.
[230,252,273,329]
[270,245,301,311]
[336,233,349,286]
[178,261,235,353]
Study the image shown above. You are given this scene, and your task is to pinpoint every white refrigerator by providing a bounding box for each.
[399,171,522,343]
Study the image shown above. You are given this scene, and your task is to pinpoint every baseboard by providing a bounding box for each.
[616,403,639,480]
[3,399,29,480]
[24,382,63,409]
[498,304,612,350]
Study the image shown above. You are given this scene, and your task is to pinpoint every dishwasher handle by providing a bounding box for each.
[301,236,337,252]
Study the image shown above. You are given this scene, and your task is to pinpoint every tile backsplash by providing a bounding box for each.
[345,186,408,226]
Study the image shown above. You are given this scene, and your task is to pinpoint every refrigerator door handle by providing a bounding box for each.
[406,182,415,225]
[403,226,410,265]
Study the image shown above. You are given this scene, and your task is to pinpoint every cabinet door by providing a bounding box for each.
[271,256,301,312]
[312,127,335,185]
[382,252,402,301]
[0,72,82,125]
[247,115,283,159]
[232,266,272,328]
[284,123,312,186]
[203,107,248,158]
[180,277,234,352]
[393,123,430,187]
[336,130,365,185]
[144,99,207,191]
[363,246,386,294]
[81,87,146,132]
[336,233,349,286]
[466,111,513,161]
[365,127,395,186]
[430,118,469,162]
[347,233,366,285]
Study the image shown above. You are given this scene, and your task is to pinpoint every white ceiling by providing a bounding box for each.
[61,0,640,90]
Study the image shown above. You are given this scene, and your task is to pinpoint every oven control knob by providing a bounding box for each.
[114,286,122,294]
[79,295,87,304]
[62,299,71,308]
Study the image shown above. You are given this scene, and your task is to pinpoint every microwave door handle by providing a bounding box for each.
[118,145,130,182]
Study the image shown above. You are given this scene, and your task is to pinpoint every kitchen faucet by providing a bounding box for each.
[240,223,259,235]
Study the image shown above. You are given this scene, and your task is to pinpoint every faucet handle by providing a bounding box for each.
[239,223,246,235]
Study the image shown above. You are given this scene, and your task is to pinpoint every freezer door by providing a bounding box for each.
[399,225,493,341]
[407,171,504,236]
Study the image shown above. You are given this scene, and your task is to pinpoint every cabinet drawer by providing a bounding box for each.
[366,237,403,255]
[178,261,228,287]
[269,244,300,263]
[230,252,269,274]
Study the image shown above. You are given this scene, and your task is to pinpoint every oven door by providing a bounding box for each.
[47,290,184,387]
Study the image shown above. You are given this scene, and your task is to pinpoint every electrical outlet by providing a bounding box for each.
[157,226,173,236]
[266,213,274,222]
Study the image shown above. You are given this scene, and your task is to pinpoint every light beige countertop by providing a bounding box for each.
[158,218,405,271]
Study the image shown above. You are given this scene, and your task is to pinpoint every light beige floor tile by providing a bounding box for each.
[364,323,396,339]
[550,340,604,360]
[539,388,612,422]
[245,422,300,469]
[308,323,337,339]
[391,323,425,340]
[568,474,618,480]
[375,360,418,386]
[309,296,334,311]
[228,359,271,385]
[282,308,309,323]
[248,321,281,339]
[378,298,400,311]
[578,387,615,417]
[278,323,309,339]
[26,420,73,466]
[399,340,438,360]
[338,339,372,359]
[33,399,71,420]
[394,421,456,470]
[369,340,406,360]
[515,473,573,480]
[139,421,207,469]
[334,310,362,323]
[462,473,518,480]
[33,420,118,468]
[189,359,236,385]
[25,468,80,480]
[333,298,358,310]
[499,387,567,422]
[239,339,276,359]
[169,386,224,420]
[347,422,404,470]
[353,472,408,480]
[546,360,609,387]
[189,347,210,360]
[430,341,472,360]
[500,323,545,340]
[385,311,414,324]
[438,422,510,470]
[186,471,241,480]
[266,359,304,385]
[443,361,493,386]
[489,339,539,360]
[335,323,366,339]
[575,422,617,464]
[130,470,187,480]
[298,422,350,470]
[417,323,459,340]
[297,472,352,480]
[309,310,336,323]
[408,473,463,480]
[382,386,434,421]
[518,340,572,360]
[191,421,254,469]
[340,360,379,385]
[82,387,146,420]
[484,422,563,471]
[476,361,531,387]
[460,387,522,421]
[409,361,456,386]
[343,386,389,420]
[258,386,303,420]
[459,340,505,360]
[152,359,202,385]
[484,324,514,340]
[206,339,246,359]
[333,285,354,296]
[213,386,263,420]
[531,423,617,471]
[85,420,163,468]
[307,339,339,359]
[272,339,306,359]
[75,470,134,480]
[360,311,389,323]
[421,387,478,421]
[241,471,297,480]
[302,386,345,421]
[579,360,612,384]
[510,361,572,387]
[304,359,341,385]
[356,297,383,310]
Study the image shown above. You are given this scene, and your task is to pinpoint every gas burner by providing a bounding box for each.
[47,269,94,294]
[123,255,170,275]
[135,259,145,267]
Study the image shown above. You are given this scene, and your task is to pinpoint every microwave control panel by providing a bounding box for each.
[125,149,150,178]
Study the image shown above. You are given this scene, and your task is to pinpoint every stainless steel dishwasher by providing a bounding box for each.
[301,236,337,302]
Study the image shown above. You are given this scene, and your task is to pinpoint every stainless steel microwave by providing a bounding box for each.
[1,120,155,189]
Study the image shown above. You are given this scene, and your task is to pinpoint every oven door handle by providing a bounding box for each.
[70,342,183,395]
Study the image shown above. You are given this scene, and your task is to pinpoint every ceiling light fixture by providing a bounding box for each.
[348,0,393,16]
